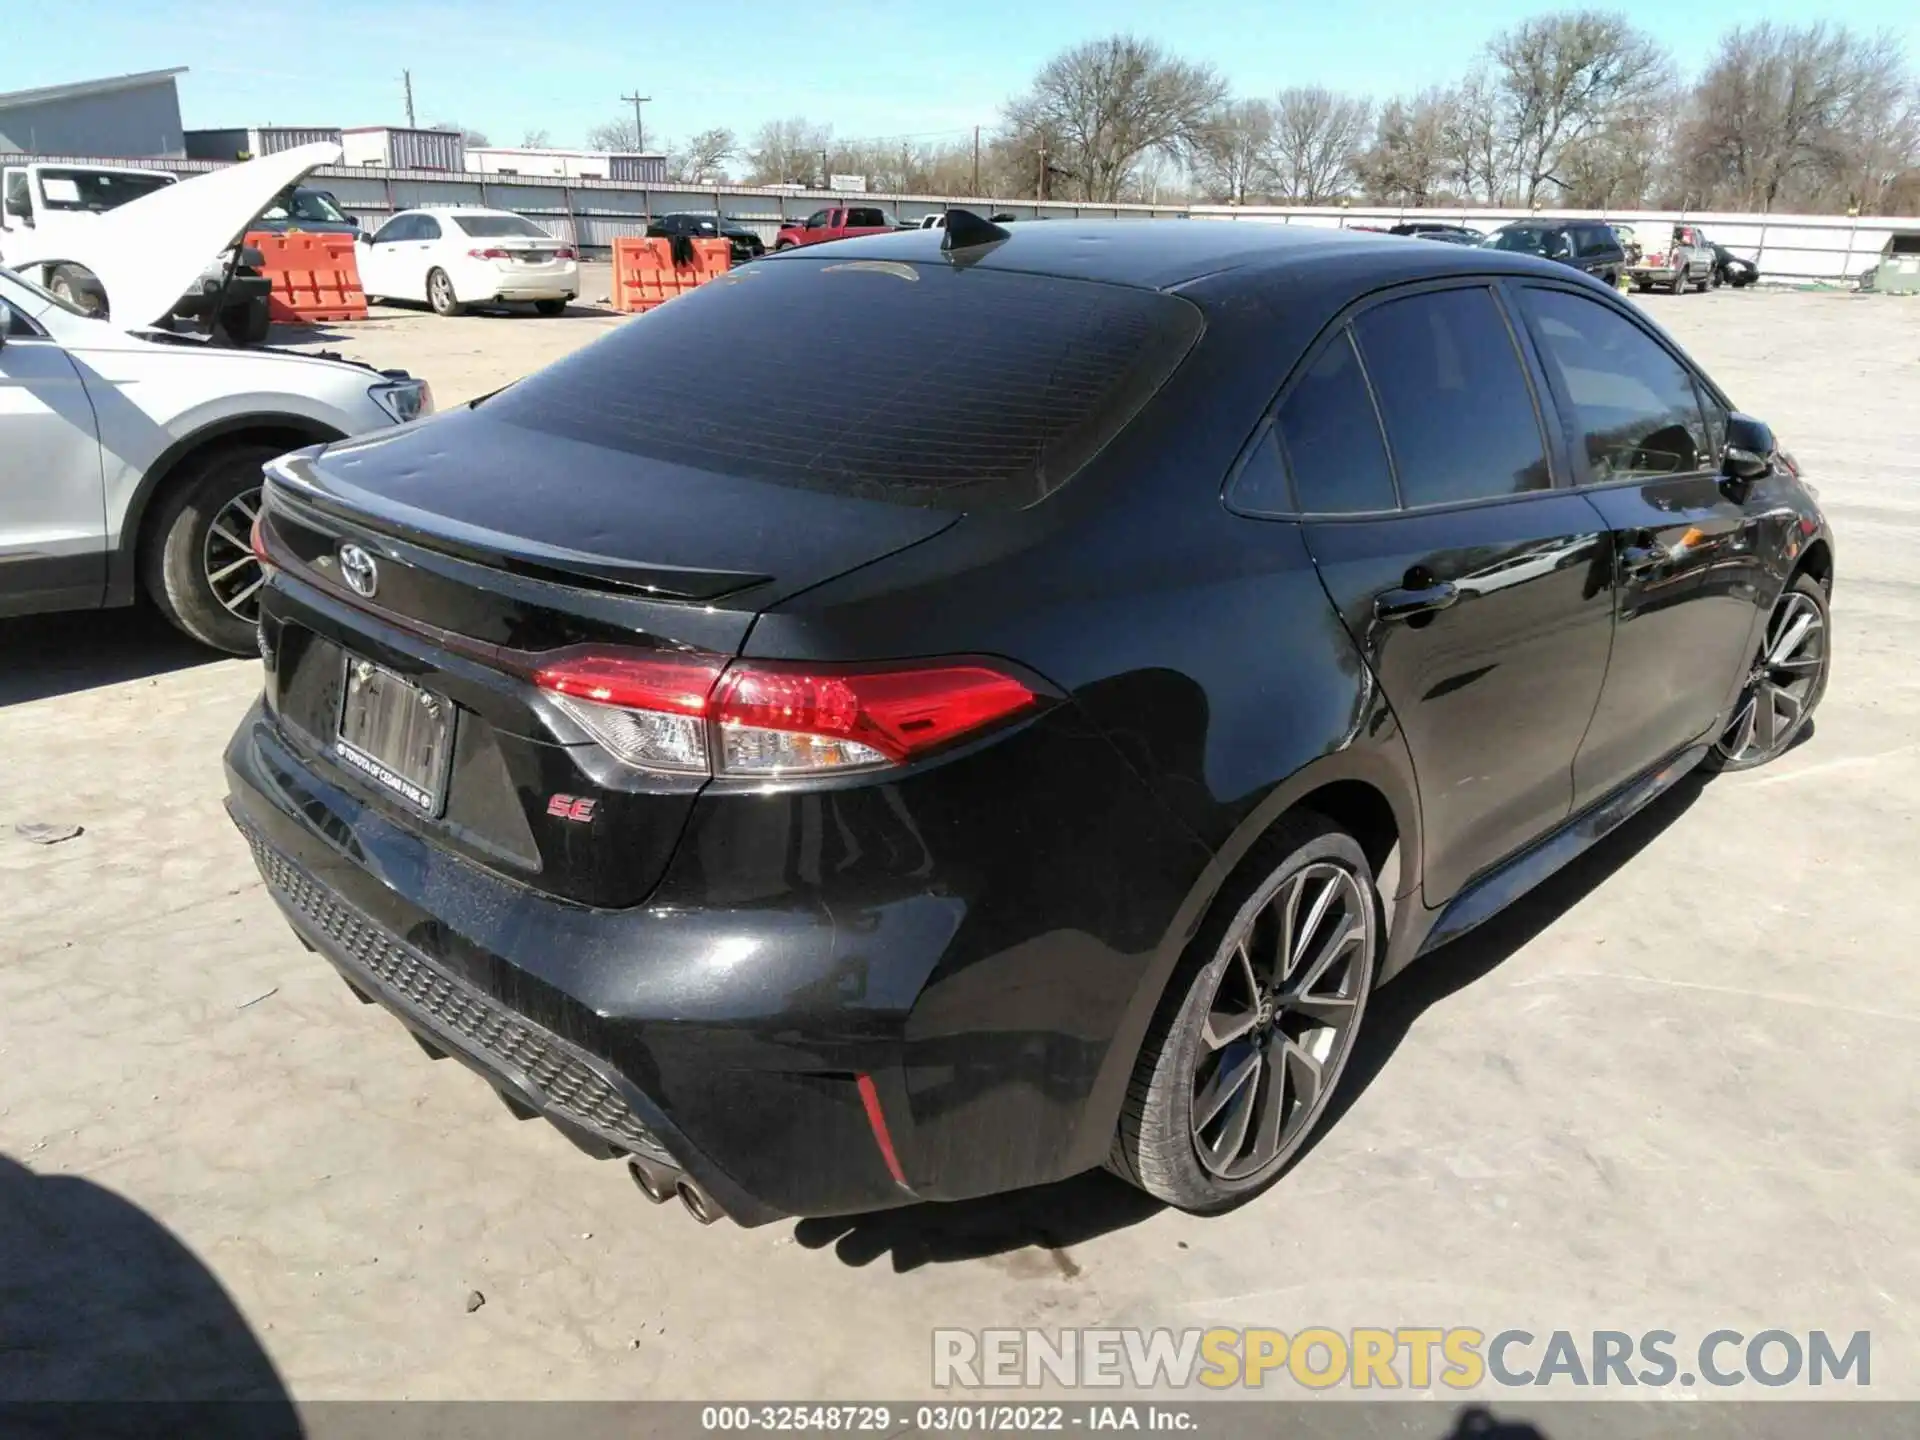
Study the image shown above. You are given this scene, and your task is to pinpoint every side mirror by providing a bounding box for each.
[4,198,32,225]
[1723,412,1775,482]
[0,300,11,347]
[356,231,372,245]
[342,214,359,228]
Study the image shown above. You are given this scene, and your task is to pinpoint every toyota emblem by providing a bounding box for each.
[338,543,379,599]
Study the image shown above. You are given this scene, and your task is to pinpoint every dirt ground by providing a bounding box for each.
[1,281,1916,1406]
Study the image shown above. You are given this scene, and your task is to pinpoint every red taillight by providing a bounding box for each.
[249,512,273,568]
[530,652,1039,777]
[714,664,1037,768]
[555,246,576,259]
[468,247,511,260]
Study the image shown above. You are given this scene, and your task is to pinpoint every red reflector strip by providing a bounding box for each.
[249,513,272,567]
[855,1073,908,1188]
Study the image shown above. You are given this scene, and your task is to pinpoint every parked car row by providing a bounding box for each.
[1443,219,1763,292]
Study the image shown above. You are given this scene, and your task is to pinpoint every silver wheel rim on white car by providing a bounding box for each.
[430,271,454,310]
[203,486,266,621]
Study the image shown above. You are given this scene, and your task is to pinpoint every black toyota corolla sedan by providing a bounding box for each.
[228,214,1834,1226]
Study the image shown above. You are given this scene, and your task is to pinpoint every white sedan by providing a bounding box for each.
[0,264,429,653]
[356,207,579,317]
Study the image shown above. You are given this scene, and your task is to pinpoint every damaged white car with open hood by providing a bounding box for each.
[0,142,346,344]
[0,222,430,653]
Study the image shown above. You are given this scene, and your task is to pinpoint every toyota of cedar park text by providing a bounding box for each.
[226,213,1834,1226]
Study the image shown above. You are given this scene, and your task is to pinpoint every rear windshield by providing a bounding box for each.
[484,258,1204,509]
[453,213,551,238]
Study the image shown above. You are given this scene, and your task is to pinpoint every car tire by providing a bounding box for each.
[774,240,795,251]
[1109,812,1381,1213]
[140,442,283,655]
[49,264,108,318]
[213,295,272,345]
[1670,268,1689,295]
[1632,279,1651,293]
[533,298,567,316]
[1703,571,1830,774]
[427,267,464,317]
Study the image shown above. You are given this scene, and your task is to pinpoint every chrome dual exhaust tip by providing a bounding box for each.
[627,1157,724,1225]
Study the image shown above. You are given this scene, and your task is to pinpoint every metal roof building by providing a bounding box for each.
[0,68,188,158]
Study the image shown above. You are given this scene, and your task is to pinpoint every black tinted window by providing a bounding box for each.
[1522,288,1710,480]
[1353,288,1550,507]
[487,259,1202,509]
[1576,225,1614,258]
[1270,330,1396,514]
[372,216,411,242]
[416,216,442,240]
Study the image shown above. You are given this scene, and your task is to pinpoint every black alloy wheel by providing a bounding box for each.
[1112,815,1380,1210]
[1709,572,1830,771]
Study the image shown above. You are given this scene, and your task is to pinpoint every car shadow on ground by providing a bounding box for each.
[794,767,1714,1274]
[0,1154,298,1431]
[0,608,225,708]
[1295,766,1713,1165]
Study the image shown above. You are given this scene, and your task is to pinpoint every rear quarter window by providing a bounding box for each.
[484,258,1203,509]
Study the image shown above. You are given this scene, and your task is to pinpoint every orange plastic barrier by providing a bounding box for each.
[610,236,732,314]
[243,231,368,324]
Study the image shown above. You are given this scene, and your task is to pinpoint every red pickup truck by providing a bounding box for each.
[773,205,899,250]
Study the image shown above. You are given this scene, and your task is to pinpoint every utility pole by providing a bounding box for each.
[620,91,651,153]
[901,142,910,193]
[1037,147,1049,202]
[820,148,829,188]
[972,126,980,197]
[402,70,415,128]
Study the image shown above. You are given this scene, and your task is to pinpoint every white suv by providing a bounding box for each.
[0,265,430,653]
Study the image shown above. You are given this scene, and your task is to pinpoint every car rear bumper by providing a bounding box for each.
[224,688,1206,1221]
[1629,264,1684,282]
[224,702,907,1224]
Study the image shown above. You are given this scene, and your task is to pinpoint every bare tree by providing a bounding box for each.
[744,117,834,186]
[520,128,552,149]
[1680,23,1920,212]
[1264,87,1371,202]
[1553,74,1684,207]
[431,121,490,148]
[1487,12,1670,205]
[668,127,737,184]
[1193,100,1274,203]
[1360,90,1456,204]
[585,118,639,152]
[1441,70,1509,201]
[1004,35,1227,202]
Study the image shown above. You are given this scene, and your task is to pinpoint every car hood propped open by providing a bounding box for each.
[67,141,343,327]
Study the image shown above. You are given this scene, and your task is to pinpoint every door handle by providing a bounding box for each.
[1374,581,1459,622]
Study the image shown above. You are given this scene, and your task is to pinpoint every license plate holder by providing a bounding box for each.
[335,657,454,816]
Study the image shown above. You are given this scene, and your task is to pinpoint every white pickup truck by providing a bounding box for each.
[0,144,342,342]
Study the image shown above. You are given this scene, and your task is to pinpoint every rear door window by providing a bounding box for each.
[1520,287,1711,481]
[1264,330,1396,514]
[485,257,1203,509]
[414,215,442,240]
[1352,287,1552,507]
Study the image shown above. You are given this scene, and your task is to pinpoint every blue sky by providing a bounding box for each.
[25,0,1920,154]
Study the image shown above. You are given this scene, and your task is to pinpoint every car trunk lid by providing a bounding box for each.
[255,407,959,905]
